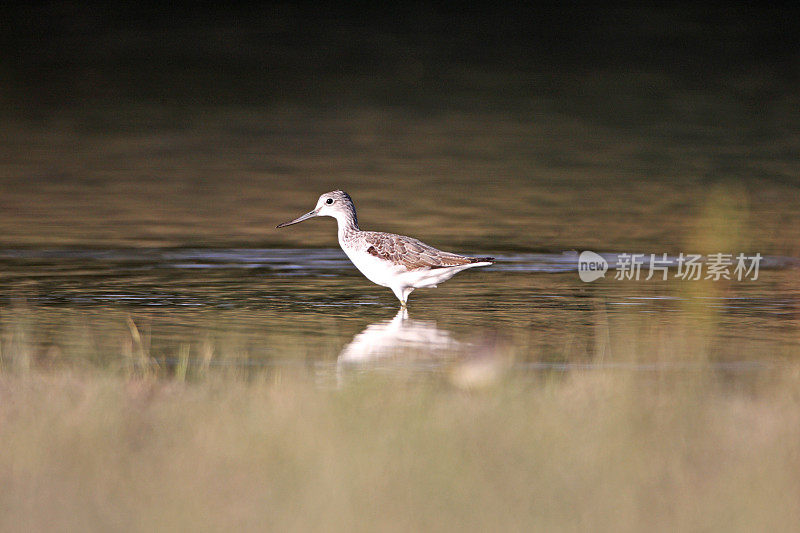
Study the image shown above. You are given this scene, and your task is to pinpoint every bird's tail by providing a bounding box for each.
[469,257,494,263]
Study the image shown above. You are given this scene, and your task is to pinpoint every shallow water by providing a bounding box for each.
[1,247,797,378]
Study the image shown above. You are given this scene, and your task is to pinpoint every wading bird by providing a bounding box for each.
[277,191,493,307]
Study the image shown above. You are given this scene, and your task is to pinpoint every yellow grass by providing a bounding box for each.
[1,323,799,532]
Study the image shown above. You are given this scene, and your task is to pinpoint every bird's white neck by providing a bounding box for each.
[332,209,360,242]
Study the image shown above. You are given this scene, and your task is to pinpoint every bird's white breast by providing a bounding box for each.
[339,241,400,288]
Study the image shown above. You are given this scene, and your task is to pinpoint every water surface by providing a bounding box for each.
[2,247,796,378]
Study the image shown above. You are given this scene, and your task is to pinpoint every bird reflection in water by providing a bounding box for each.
[338,307,459,365]
[336,308,510,389]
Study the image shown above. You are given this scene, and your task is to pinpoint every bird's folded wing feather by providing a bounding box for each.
[362,232,476,270]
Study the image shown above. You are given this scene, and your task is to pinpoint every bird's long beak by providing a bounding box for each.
[276,210,318,228]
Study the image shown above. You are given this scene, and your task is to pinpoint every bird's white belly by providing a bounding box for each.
[341,245,401,288]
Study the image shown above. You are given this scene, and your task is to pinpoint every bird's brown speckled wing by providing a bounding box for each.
[361,232,493,271]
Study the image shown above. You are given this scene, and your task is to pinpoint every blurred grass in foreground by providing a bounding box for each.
[1,307,799,532]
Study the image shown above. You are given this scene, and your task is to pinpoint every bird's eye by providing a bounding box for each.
[326,198,333,204]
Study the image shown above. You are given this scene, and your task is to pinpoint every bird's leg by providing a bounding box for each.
[391,286,406,307]
[392,286,414,308]
[401,287,415,307]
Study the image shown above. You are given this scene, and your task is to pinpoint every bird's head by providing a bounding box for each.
[277,190,356,228]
